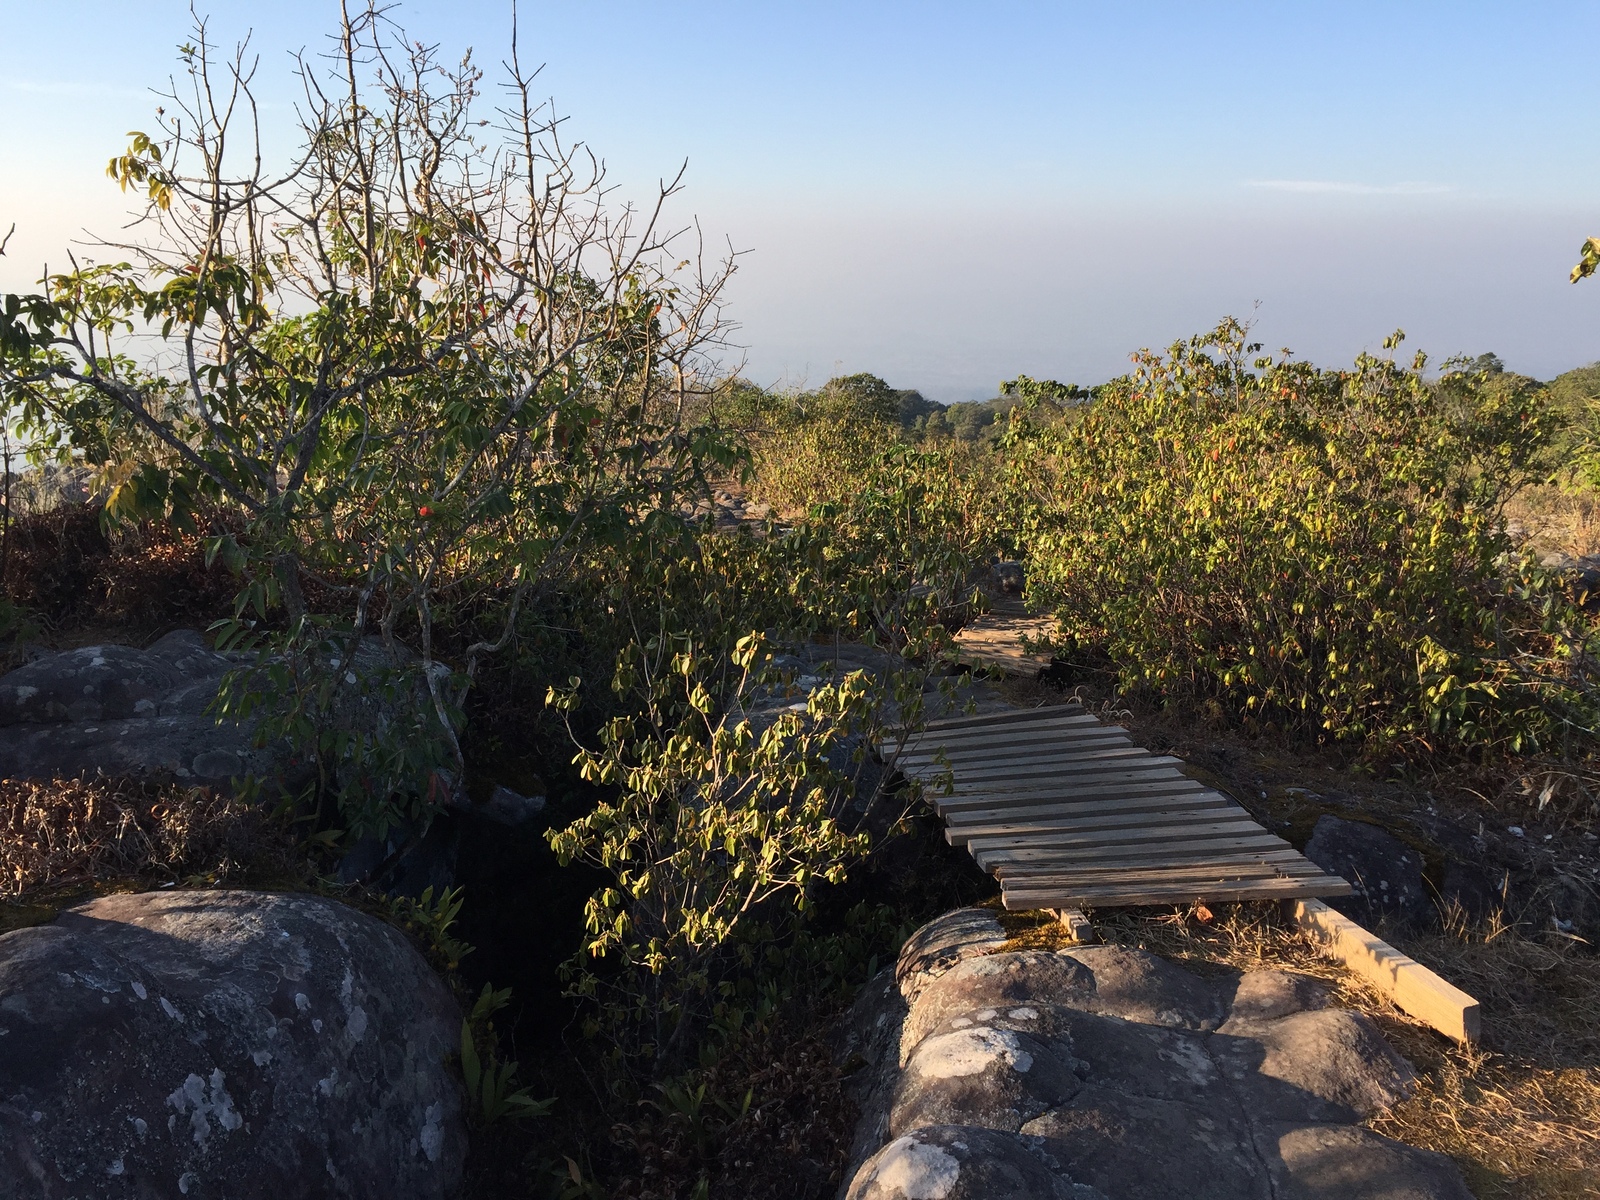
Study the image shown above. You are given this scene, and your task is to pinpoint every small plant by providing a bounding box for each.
[388,885,473,973]
[459,983,553,1124]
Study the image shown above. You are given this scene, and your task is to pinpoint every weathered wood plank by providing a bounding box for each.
[904,742,1142,780]
[1003,875,1357,908]
[961,805,1260,845]
[933,779,1211,813]
[944,796,1240,839]
[932,752,1181,787]
[896,700,1357,916]
[1289,898,1480,1043]
[991,849,1327,878]
[982,835,1294,873]
[898,720,1126,755]
[919,704,1086,732]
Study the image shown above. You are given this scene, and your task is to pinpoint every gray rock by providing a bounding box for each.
[1304,816,1433,927]
[0,889,465,1199]
[1058,946,1227,1030]
[1022,1087,1268,1200]
[0,644,196,725]
[992,561,1025,596]
[846,909,1471,1200]
[0,636,271,791]
[1221,969,1329,1025]
[895,907,1007,1004]
[0,634,430,797]
[838,967,910,1190]
[477,785,546,827]
[846,1124,1106,1200]
[900,953,1096,1061]
[1269,1123,1476,1199]
[0,714,281,787]
[1211,1008,1416,1122]
[892,1025,1083,1135]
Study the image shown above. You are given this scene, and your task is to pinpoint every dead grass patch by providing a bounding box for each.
[0,775,305,907]
[1505,486,1600,560]
[997,902,1600,1199]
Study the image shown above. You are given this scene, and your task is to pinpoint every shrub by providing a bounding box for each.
[1012,319,1597,751]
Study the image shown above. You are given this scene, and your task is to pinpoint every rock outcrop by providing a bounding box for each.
[0,632,284,792]
[0,889,466,1199]
[839,907,1473,1200]
[1304,815,1432,928]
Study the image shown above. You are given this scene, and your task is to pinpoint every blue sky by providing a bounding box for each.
[3,2,1600,400]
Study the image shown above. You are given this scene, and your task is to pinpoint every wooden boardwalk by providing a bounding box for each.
[893,704,1353,911]
[952,595,1054,675]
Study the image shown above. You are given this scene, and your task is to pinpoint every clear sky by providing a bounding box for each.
[3,2,1600,400]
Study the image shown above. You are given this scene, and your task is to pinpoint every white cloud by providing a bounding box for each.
[1246,179,1452,196]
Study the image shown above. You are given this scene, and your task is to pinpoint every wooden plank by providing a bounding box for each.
[934,779,1210,813]
[902,733,1137,764]
[979,835,1296,872]
[983,835,1294,873]
[991,849,1313,877]
[1055,909,1095,943]
[902,720,1126,748]
[933,766,1193,794]
[998,864,1350,896]
[945,796,1240,839]
[919,705,1086,732]
[934,751,1180,786]
[899,735,1137,765]
[898,719,1124,754]
[1006,873,1353,903]
[903,737,1139,774]
[931,760,1189,788]
[1056,863,1338,886]
[1289,898,1481,1043]
[937,788,1216,820]
[962,806,1261,847]
[945,790,1235,823]
[1003,874,1357,908]
[1016,859,1295,883]
[890,703,1359,915]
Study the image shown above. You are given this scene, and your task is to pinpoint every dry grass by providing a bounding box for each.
[1505,486,1600,560]
[995,902,1600,1200]
[0,775,304,907]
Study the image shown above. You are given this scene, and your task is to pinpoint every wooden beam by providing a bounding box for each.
[934,779,1209,813]
[898,720,1126,754]
[1288,898,1481,1044]
[898,734,1138,766]
[944,796,1240,840]
[1003,874,1356,909]
[983,834,1295,873]
[1054,909,1095,943]
[919,705,1086,732]
[930,751,1181,786]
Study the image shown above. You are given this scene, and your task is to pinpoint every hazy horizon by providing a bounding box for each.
[4,1,1600,402]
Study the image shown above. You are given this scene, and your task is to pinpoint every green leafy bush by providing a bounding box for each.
[1012,320,1596,751]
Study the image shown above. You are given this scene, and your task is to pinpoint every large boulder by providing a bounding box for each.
[0,632,286,792]
[0,632,434,797]
[0,889,466,1199]
[1304,816,1433,928]
[841,909,1473,1200]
